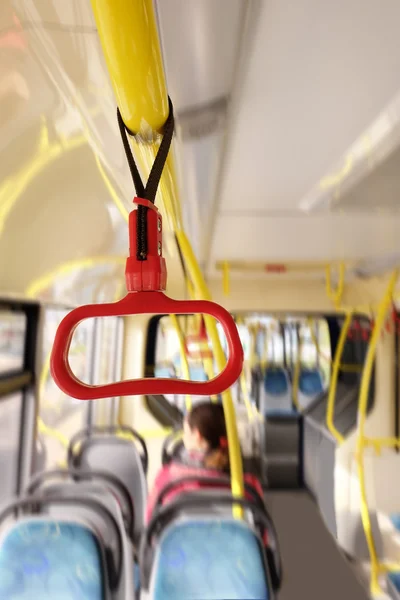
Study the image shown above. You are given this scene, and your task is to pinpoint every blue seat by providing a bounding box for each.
[389,571,400,592]
[264,369,288,395]
[262,367,293,414]
[299,369,324,396]
[152,519,269,600]
[0,519,103,599]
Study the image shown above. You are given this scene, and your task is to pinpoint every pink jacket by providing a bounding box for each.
[146,462,267,542]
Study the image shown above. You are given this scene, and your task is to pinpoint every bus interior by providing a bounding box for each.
[2,1,400,599]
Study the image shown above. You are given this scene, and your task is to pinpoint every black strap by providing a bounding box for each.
[117,98,174,260]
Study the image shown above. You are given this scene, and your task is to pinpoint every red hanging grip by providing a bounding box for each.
[50,199,244,400]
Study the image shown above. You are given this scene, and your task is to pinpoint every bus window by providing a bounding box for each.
[0,310,26,374]
[39,309,95,468]
[0,392,24,502]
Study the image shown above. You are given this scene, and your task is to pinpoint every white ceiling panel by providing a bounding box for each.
[210,214,400,262]
[217,0,400,213]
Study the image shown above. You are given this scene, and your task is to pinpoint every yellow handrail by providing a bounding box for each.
[326,262,345,309]
[170,315,191,411]
[26,255,125,298]
[292,326,301,410]
[355,269,398,596]
[326,311,352,444]
[90,0,169,133]
[37,417,69,449]
[0,121,86,237]
[177,231,244,516]
[223,261,230,296]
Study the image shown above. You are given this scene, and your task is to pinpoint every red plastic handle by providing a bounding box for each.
[50,292,244,400]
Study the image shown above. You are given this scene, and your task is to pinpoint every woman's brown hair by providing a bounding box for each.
[187,401,229,471]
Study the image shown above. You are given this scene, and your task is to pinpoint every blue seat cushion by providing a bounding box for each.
[0,520,104,599]
[264,369,288,395]
[299,369,323,396]
[152,519,269,599]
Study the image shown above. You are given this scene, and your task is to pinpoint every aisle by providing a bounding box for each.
[265,490,370,599]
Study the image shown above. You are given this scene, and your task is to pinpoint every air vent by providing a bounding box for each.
[176,96,228,140]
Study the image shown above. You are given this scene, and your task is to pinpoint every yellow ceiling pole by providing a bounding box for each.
[177,230,244,518]
[326,262,345,309]
[355,269,398,596]
[292,324,302,411]
[90,0,169,134]
[25,255,125,299]
[326,311,352,444]
[222,261,230,296]
[170,315,192,411]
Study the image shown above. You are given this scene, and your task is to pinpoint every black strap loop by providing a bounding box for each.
[117,98,174,260]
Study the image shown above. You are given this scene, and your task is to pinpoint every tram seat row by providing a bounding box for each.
[0,480,135,599]
[257,366,324,415]
[0,426,281,599]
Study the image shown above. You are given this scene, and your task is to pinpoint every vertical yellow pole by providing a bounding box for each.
[326,262,345,309]
[177,230,244,517]
[356,270,398,596]
[326,312,352,444]
[292,324,301,410]
[223,261,230,296]
[170,315,191,411]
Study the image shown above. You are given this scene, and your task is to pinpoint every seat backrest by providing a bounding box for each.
[37,481,122,543]
[298,368,324,409]
[0,517,105,600]
[153,463,264,518]
[261,367,292,414]
[150,516,270,599]
[74,437,147,542]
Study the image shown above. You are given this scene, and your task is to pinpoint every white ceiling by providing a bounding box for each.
[211,213,400,262]
[153,0,400,267]
[217,0,400,213]
[4,0,400,304]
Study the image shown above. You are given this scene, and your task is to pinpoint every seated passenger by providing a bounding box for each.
[146,401,265,523]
